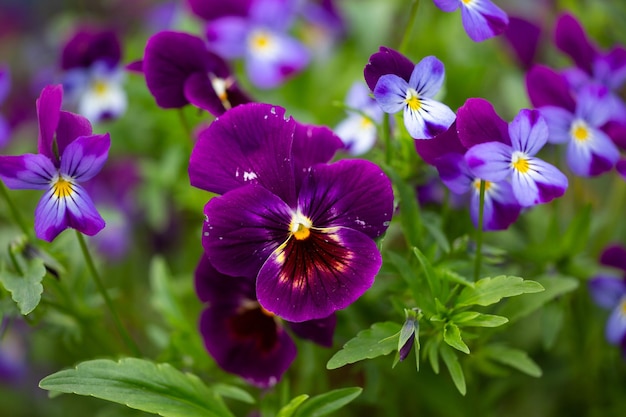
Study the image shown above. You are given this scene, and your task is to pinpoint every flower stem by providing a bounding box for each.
[399,0,420,54]
[473,180,486,281]
[382,113,392,166]
[75,230,141,356]
[0,181,33,239]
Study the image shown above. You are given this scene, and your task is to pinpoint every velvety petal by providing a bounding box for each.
[36,84,63,161]
[508,109,548,156]
[189,103,296,204]
[434,152,472,195]
[539,106,575,144]
[565,128,619,177]
[195,253,255,306]
[460,0,509,42]
[473,181,521,231]
[287,314,336,347]
[405,98,455,139]
[56,110,93,155]
[256,226,382,322]
[464,141,512,182]
[206,17,249,59]
[374,74,408,114]
[617,159,626,179]
[415,121,466,165]
[297,159,394,239]
[525,65,576,111]
[183,72,229,116]
[186,0,252,21]
[60,133,110,182]
[61,29,121,70]
[600,245,626,272]
[432,0,459,13]
[203,184,292,279]
[606,299,626,345]
[503,16,541,69]
[409,56,445,98]
[457,98,510,148]
[554,13,597,75]
[292,122,343,186]
[364,46,415,91]
[0,154,55,190]
[589,277,626,310]
[511,158,568,206]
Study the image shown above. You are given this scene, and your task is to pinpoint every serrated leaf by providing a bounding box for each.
[294,387,362,417]
[39,358,234,417]
[326,322,401,369]
[440,344,466,395]
[453,312,508,328]
[443,323,470,354]
[483,345,542,377]
[456,275,544,307]
[277,395,309,417]
[0,258,45,315]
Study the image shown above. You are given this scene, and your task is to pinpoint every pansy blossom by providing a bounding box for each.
[334,81,382,155]
[0,85,109,242]
[432,0,509,42]
[189,103,394,322]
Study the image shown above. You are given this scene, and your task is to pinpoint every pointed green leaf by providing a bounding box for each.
[294,387,362,417]
[39,358,234,417]
[424,338,440,374]
[212,384,255,404]
[326,322,401,369]
[456,275,544,307]
[443,323,470,354]
[483,345,542,377]
[149,256,190,331]
[452,312,509,328]
[440,344,466,395]
[0,258,45,315]
[277,395,309,417]
[413,247,441,297]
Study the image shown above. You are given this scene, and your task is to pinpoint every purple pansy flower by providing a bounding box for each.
[189,103,394,322]
[502,16,542,69]
[138,31,252,116]
[205,0,310,88]
[589,245,626,350]
[334,81,383,155]
[527,65,620,177]
[373,55,455,139]
[186,0,252,21]
[195,254,334,387]
[364,46,415,93]
[0,65,10,148]
[0,85,109,242]
[432,0,509,42]
[60,28,127,123]
[464,107,568,207]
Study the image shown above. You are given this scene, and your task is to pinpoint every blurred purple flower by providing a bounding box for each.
[186,0,252,21]
[189,103,393,322]
[295,0,346,58]
[502,16,542,69]
[0,85,109,242]
[0,65,10,148]
[334,82,382,155]
[432,0,509,42]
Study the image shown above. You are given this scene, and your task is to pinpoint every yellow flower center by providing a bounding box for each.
[359,116,373,129]
[92,80,109,96]
[53,177,73,199]
[472,179,492,192]
[290,212,313,241]
[511,152,530,173]
[405,89,421,111]
[461,0,474,4]
[570,120,591,142]
[621,299,626,315]
[249,30,273,53]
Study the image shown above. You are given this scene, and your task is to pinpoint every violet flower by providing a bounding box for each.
[334,81,382,155]
[60,28,127,123]
[189,103,394,322]
[195,254,335,387]
[432,0,509,42]
[0,65,10,148]
[464,107,568,207]
[373,55,455,139]
[589,245,626,350]
[205,0,310,88]
[0,85,109,242]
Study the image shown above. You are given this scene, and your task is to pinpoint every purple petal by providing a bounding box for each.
[525,65,576,111]
[56,110,94,156]
[597,46,626,90]
[374,74,408,114]
[589,276,626,310]
[183,73,229,116]
[464,141,512,182]
[292,122,343,186]
[565,128,619,177]
[460,0,509,42]
[186,0,252,21]
[409,56,445,98]
[249,0,296,31]
[508,109,548,156]
[606,299,626,345]
[503,16,541,69]
[600,245,626,272]
[0,154,55,190]
[297,159,394,239]
[189,103,296,204]
[364,46,415,91]
[618,159,626,179]
[457,98,510,148]
[206,17,249,59]
[512,158,568,206]
[287,314,336,347]
[554,13,598,75]
[256,226,381,322]
[404,98,455,139]
[539,106,575,144]
[61,29,121,70]
[478,181,521,230]
[435,152,473,194]
[0,65,10,104]
[59,133,110,182]
[432,0,460,13]
[202,184,292,279]
[415,121,466,165]
[576,84,614,128]
[195,253,256,306]
[36,84,63,161]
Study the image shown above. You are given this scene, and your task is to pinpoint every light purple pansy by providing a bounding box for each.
[205,0,310,88]
[464,107,568,207]
[189,103,394,322]
[373,55,455,139]
[0,85,109,242]
[526,65,620,177]
[432,0,509,42]
[195,254,335,387]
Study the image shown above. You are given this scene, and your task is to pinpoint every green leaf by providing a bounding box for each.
[440,344,466,395]
[326,322,401,369]
[452,312,509,328]
[423,338,440,374]
[39,358,234,417]
[277,395,309,417]
[149,256,190,331]
[385,166,422,248]
[0,258,45,315]
[443,323,470,354]
[483,345,542,377]
[294,387,362,417]
[456,275,544,307]
[212,384,255,404]
[413,247,441,297]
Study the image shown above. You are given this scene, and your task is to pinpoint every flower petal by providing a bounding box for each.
[600,245,626,272]
[459,0,509,42]
[56,110,94,155]
[432,0,460,13]
[508,109,549,155]
[471,181,521,231]
[606,299,626,345]
[539,106,575,144]
[457,98,510,148]
[415,122,466,165]
[59,133,110,182]
[525,65,576,111]
[257,226,382,322]
[373,74,408,114]
[554,13,598,75]
[464,141,512,182]
[287,314,336,347]
[206,17,249,59]
[34,187,69,242]
[589,276,626,310]
[512,158,568,206]
[64,184,106,237]
[409,56,445,98]
[405,98,455,139]
[292,122,343,186]
[565,127,619,177]
[364,46,415,92]
[503,16,541,69]
[434,152,473,195]
[0,154,55,190]
[36,85,63,161]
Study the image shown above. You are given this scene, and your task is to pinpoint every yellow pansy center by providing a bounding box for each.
[249,30,274,54]
[405,88,422,111]
[92,79,109,96]
[621,299,626,315]
[570,120,591,142]
[472,179,492,192]
[290,212,313,240]
[511,151,530,173]
[53,176,73,199]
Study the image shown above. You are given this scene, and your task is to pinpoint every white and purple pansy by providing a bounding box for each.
[189,102,394,322]
[432,0,509,42]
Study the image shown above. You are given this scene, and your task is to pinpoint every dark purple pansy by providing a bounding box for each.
[141,31,252,116]
[61,28,121,70]
[502,16,542,69]
[189,103,394,322]
[432,0,509,42]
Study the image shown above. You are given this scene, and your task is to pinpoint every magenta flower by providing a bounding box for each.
[205,0,310,88]
[373,55,455,139]
[0,85,109,242]
[432,0,509,42]
[189,103,394,322]
[195,254,335,387]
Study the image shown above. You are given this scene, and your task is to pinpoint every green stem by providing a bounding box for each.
[473,180,486,281]
[399,0,421,54]
[382,113,392,166]
[178,108,192,138]
[75,231,141,356]
[0,181,33,239]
